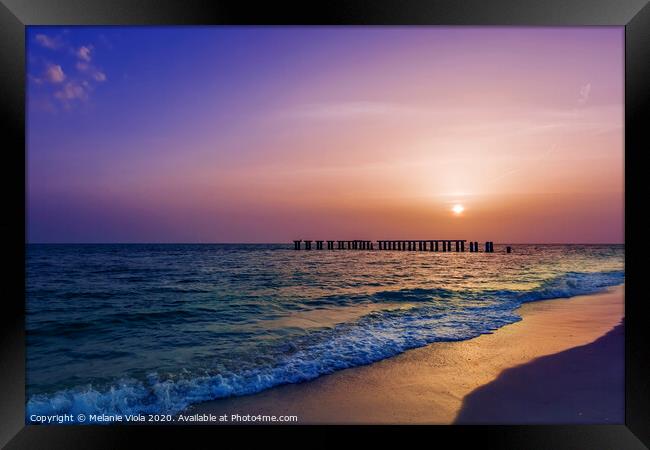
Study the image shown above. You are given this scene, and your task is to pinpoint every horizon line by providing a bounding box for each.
[26,242,626,245]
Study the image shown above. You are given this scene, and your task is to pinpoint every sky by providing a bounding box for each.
[27,27,624,243]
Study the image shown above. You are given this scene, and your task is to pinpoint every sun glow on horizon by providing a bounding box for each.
[25,27,624,244]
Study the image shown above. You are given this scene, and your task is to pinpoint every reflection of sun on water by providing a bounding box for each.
[452,204,464,215]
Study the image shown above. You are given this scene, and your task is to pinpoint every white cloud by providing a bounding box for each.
[76,61,107,82]
[31,39,108,111]
[35,34,62,50]
[28,74,43,85]
[76,46,93,62]
[92,71,107,82]
[54,81,88,102]
[45,64,65,83]
[578,83,591,104]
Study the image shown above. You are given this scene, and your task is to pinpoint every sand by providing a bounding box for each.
[189,285,624,424]
[455,322,624,424]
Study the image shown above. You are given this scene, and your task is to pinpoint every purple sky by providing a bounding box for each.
[27,27,624,243]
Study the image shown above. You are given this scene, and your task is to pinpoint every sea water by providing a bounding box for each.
[26,244,624,420]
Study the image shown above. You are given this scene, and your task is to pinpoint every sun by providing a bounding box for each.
[452,204,464,215]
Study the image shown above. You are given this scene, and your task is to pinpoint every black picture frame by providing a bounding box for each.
[1,0,648,448]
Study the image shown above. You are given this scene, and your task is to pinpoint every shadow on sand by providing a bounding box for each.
[455,321,624,424]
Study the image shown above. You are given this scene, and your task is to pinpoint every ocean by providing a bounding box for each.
[26,244,624,421]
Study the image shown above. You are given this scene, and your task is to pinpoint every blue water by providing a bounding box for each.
[26,244,624,421]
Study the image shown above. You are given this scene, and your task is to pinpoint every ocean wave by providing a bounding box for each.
[26,270,624,423]
[298,271,625,309]
[515,270,624,302]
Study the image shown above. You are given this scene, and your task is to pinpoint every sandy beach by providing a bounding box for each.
[189,284,624,424]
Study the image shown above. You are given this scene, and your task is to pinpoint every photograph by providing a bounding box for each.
[23,25,627,426]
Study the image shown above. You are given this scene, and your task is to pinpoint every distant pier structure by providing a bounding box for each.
[293,239,498,252]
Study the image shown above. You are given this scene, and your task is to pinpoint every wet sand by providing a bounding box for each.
[455,321,623,424]
[189,285,624,424]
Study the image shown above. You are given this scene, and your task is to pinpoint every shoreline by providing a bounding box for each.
[188,284,625,424]
[455,321,623,424]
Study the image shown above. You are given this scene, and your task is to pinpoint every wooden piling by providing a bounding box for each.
[293,238,486,253]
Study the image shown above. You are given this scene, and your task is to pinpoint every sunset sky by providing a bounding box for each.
[27,27,624,243]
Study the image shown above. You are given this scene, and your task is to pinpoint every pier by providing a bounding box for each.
[293,240,498,252]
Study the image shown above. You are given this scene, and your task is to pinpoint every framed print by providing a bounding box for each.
[1,0,648,448]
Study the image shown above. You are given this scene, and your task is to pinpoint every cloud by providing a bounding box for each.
[35,34,62,50]
[76,46,93,62]
[30,36,108,111]
[45,64,66,83]
[30,96,58,113]
[76,61,107,82]
[578,83,591,104]
[28,74,44,85]
[54,81,88,102]
[92,71,107,82]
